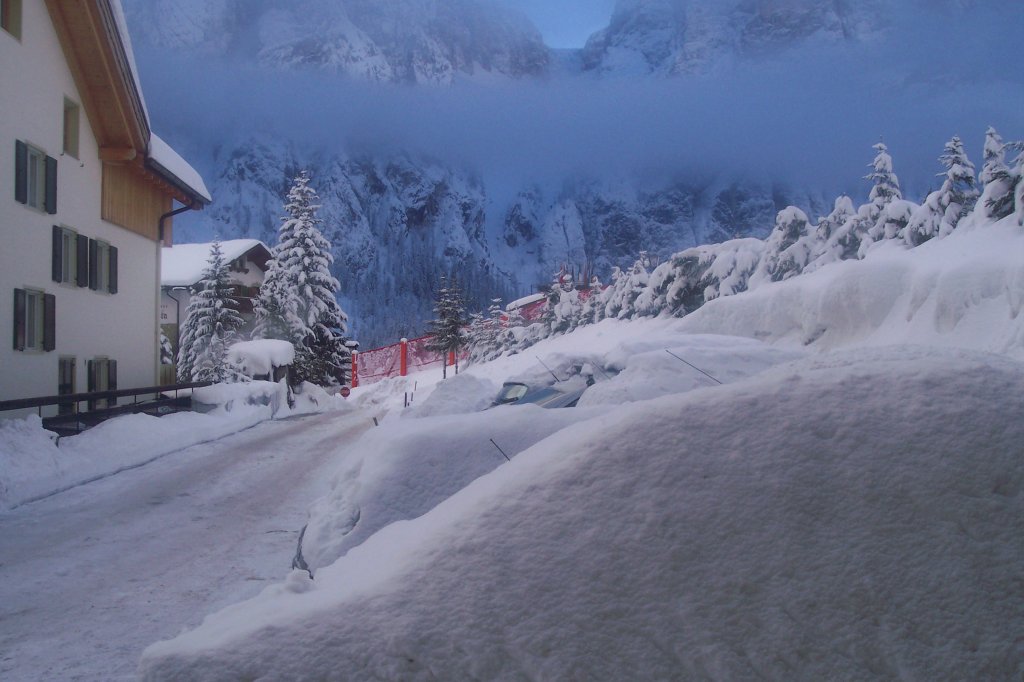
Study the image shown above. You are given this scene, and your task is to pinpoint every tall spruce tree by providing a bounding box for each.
[426,276,467,379]
[177,239,245,383]
[254,171,351,386]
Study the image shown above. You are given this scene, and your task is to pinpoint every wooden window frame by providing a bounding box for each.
[14,287,54,352]
[52,225,79,285]
[89,239,117,294]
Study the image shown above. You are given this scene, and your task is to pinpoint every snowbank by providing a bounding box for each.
[680,217,1024,358]
[297,403,608,573]
[0,407,268,509]
[140,346,1024,680]
[0,380,349,510]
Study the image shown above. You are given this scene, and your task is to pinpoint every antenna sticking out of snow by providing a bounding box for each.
[664,350,723,385]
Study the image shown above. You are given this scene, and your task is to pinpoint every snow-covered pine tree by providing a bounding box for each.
[255,171,351,386]
[600,257,650,320]
[906,135,979,245]
[858,142,904,255]
[805,196,856,272]
[176,239,245,383]
[425,276,468,378]
[979,126,1015,221]
[751,207,812,285]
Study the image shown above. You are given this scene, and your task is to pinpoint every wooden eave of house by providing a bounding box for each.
[44,0,210,210]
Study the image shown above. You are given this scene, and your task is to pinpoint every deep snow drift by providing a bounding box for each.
[140,345,1024,679]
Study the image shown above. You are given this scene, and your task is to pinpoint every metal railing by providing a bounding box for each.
[0,381,213,435]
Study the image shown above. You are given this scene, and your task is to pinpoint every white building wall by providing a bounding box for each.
[0,2,161,416]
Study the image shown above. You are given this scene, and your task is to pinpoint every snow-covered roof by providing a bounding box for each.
[148,134,212,205]
[161,240,270,287]
[506,292,546,311]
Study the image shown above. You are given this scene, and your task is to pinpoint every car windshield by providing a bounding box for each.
[494,382,529,404]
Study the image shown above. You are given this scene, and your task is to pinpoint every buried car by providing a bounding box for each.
[491,380,589,409]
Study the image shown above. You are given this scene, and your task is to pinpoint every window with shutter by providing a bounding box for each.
[88,240,111,293]
[52,226,78,284]
[27,145,47,211]
[13,288,45,351]
[88,357,112,410]
[58,356,76,415]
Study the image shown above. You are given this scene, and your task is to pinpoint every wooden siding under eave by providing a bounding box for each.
[102,162,172,242]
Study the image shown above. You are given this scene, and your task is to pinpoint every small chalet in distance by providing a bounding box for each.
[160,240,272,381]
[1,0,210,417]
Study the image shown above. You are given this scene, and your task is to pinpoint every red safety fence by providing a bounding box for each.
[352,335,466,388]
[352,288,599,388]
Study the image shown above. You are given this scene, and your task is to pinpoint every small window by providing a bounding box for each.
[58,356,76,415]
[24,289,44,350]
[90,240,111,292]
[26,145,46,210]
[1,0,22,40]
[63,99,80,159]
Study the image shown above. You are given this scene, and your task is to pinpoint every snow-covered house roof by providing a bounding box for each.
[162,240,271,287]
[147,134,212,204]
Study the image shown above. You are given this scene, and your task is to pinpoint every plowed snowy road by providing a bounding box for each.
[0,409,373,681]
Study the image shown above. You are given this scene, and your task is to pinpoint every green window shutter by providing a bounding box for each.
[89,239,98,290]
[87,359,96,410]
[76,235,89,287]
[52,226,63,282]
[108,360,118,406]
[15,141,27,204]
[45,156,58,215]
[108,246,118,294]
[43,294,56,352]
[13,288,26,351]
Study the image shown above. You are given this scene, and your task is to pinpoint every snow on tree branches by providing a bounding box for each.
[254,171,352,386]
[177,239,246,383]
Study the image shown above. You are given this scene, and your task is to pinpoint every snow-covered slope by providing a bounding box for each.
[679,216,1024,358]
[139,342,1024,680]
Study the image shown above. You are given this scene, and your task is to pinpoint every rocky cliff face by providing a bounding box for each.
[178,138,820,346]
[125,0,938,346]
[581,0,884,75]
[123,0,550,84]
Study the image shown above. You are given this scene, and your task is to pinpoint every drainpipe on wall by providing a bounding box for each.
[157,204,196,384]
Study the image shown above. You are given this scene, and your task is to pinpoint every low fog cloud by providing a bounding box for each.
[138,3,1023,203]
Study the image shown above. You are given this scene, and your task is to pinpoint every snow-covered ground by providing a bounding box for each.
[1,213,1021,679]
[0,409,374,681]
[137,218,1024,680]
